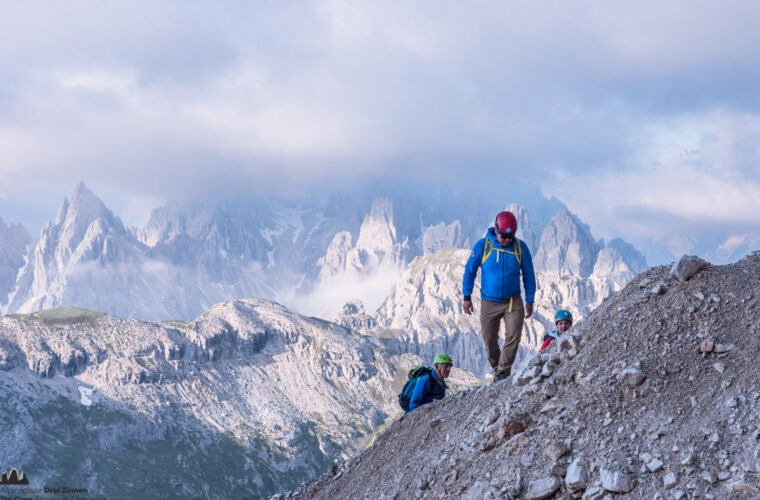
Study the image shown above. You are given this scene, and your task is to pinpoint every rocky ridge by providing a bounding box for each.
[289,251,760,499]
[1,298,452,498]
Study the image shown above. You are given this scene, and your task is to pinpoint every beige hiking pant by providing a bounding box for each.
[481,296,525,376]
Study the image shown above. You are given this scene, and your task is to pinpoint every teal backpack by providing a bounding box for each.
[398,366,433,412]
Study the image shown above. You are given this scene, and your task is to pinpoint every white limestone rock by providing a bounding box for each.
[600,469,632,493]
[525,476,561,500]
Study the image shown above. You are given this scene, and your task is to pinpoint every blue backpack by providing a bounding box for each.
[398,366,433,412]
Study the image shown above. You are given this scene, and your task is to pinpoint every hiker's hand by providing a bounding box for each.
[463,300,473,315]
[525,303,533,319]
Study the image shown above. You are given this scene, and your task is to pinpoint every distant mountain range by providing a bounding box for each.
[0,182,645,324]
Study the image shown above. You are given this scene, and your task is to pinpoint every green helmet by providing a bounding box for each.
[434,353,453,365]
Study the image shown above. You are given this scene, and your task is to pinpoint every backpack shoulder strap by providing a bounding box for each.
[481,238,493,266]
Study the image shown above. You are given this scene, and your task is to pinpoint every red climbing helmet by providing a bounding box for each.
[494,211,517,238]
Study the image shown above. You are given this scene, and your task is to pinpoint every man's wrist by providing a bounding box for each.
[463,296,471,301]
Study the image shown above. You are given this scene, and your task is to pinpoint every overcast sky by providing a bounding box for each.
[1,1,759,262]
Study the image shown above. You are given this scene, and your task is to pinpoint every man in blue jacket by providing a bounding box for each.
[462,210,536,381]
[408,353,452,412]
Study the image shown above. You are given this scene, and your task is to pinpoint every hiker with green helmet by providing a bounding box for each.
[463,210,536,382]
[540,309,573,351]
[406,354,452,413]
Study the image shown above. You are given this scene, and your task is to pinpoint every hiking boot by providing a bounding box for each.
[493,372,508,382]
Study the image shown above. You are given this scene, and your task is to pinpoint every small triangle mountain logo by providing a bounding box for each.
[0,468,29,485]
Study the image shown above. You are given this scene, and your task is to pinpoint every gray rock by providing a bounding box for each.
[670,255,709,282]
[650,282,666,295]
[713,362,725,374]
[546,441,569,462]
[558,334,577,351]
[581,486,606,500]
[715,343,735,353]
[516,365,542,385]
[525,476,561,500]
[600,469,632,493]
[617,368,647,387]
[541,363,556,377]
[728,481,759,493]
[663,472,678,489]
[485,407,501,426]
[646,458,664,472]
[565,457,588,491]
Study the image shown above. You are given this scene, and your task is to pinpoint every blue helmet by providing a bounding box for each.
[554,309,573,325]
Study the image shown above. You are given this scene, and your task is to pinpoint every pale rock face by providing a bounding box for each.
[592,247,635,283]
[0,217,31,303]
[374,249,493,377]
[318,198,411,280]
[534,209,600,278]
[4,185,274,320]
[0,299,400,498]
[507,203,539,253]
[421,220,464,255]
[332,299,378,331]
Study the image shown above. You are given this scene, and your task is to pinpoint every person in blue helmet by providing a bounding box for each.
[541,309,573,351]
[462,210,536,382]
[408,353,452,413]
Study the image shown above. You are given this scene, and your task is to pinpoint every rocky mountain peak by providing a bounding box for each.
[506,203,539,252]
[534,209,601,278]
[53,183,126,251]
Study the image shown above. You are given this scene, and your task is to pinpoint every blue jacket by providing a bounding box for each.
[408,370,447,412]
[463,228,536,304]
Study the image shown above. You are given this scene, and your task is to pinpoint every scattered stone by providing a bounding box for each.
[715,343,735,353]
[713,362,725,374]
[525,476,561,500]
[694,291,705,301]
[541,363,556,377]
[565,457,588,491]
[617,367,647,387]
[650,282,666,295]
[663,472,678,489]
[558,335,577,351]
[639,277,652,288]
[728,481,759,493]
[718,471,731,481]
[673,490,686,500]
[540,402,559,414]
[699,340,715,353]
[646,458,664,472]
[546,441,569,462]
[581,486,606,500]
[485,407,500,426]
[516,365,542,385]
[600,469,632,493]
[670,255,709,282]
[726,398,737,408]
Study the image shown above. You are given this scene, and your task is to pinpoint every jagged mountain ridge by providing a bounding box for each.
[0,299,416,498]
[1,182,622,322]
